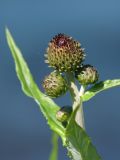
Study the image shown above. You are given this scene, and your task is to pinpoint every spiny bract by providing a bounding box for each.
[45,33,85,72]
[42,72,68,98]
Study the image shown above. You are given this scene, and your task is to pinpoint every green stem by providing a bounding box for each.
[49,132,59,160]
[65,72,76,101]
[77,85,86,129]
[65,72,86,129]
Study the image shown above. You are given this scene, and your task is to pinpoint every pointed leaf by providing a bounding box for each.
[6,28,65,137]
[65,107,101,160]
[82,80,120,102]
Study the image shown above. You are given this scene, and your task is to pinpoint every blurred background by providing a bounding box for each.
[0,0,120,159]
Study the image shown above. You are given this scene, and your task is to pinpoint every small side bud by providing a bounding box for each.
[75,64,99,85]
[42,72,68,98]
[56,106,72,122]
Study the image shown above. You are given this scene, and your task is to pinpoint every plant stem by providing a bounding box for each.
[49,132,59,160]
[77,85,86,129]
[66,72,85,129]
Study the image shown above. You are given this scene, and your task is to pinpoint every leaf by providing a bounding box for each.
[82,80,120,102]
[65,107,101,160]
[49,132,59,160]
[6,28,65,137]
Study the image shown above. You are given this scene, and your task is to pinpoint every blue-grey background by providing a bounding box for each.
[0,0,120,159]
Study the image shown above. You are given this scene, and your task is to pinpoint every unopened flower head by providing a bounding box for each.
[45,34,85,72]
[42,72,68,98]
[56,106,72,122]
[75,64,99,85]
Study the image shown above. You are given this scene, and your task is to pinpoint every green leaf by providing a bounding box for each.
[6,28,65,137]
[49,132,59,160]
[82,80,120,102]
[65,107,101,160]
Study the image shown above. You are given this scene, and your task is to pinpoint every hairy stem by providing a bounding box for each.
[66,72,85,129]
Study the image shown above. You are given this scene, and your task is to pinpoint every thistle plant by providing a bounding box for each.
[6,29,120,160]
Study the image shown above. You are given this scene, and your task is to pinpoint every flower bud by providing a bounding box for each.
[45,34,85,72]
[75,64,99,85]
[56,106,72,122]
[42,72,68,98]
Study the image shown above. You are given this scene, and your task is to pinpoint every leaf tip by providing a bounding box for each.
[5,26,9,37]
[5,27,12,45]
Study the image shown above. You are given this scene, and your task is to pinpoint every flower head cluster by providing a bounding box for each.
[42,33,99,123]
[42,33,99,98]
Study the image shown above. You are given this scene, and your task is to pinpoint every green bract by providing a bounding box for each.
[42,72,68,98]
[56,106,72,122]
[75,64,99,85]
[45,33,85,72]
